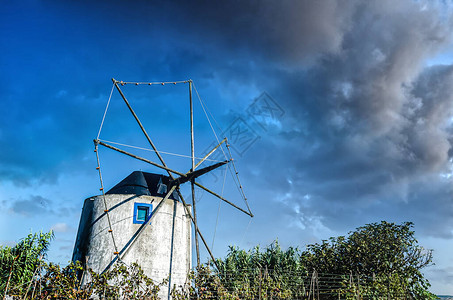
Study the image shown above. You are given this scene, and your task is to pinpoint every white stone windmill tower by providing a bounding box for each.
[72,78,253,299]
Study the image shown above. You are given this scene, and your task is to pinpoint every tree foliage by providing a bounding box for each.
[302,221,435,299]
[0,231,54,297]
[0,222,437,299]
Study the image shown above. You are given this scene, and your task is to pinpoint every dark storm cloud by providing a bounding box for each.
[184,0,453,237]
[283,3,453,236]
[165,0,453,242]
[178,0,357,65]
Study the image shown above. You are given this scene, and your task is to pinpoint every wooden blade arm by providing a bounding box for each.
[194,138,227,170]
[170,160,229,187]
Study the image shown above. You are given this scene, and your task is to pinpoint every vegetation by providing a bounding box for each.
[213,242,307,299]
[301,221,436,299]
[0,231,53,297]
[0,221,437,299]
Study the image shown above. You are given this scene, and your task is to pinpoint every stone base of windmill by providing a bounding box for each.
[73,194,192,299]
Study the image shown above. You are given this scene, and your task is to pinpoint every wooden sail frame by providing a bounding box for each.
[95,78,254,274]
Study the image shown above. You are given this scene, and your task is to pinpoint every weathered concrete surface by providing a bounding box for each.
[73,194,192,299]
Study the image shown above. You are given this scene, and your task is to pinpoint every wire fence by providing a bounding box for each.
[186,267,419,300]
[2,264,421,300]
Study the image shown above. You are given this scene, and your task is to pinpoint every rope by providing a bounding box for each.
[240,217,253,245]
[115,80,190,86]
[99,139,224,163]
[226,143,253,215]
[211,164,228,250]
[193,83,228,161]
[97,83,115,140]
[94,144,121,263]
[194,82,253,216]
[193,83,225,138]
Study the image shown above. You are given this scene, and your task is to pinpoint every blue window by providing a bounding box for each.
[133,202,153,224]
[137,207,148,221]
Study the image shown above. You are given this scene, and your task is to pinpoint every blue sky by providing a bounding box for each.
[2,0,453,294]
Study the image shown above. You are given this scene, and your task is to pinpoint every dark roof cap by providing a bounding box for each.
[106,171,178,200]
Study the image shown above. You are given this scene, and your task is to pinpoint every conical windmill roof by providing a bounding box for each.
[106,171,177,200]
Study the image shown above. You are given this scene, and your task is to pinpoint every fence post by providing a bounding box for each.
[259,268,262,300]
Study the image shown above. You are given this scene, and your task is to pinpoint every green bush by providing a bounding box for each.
[0,231,53,297]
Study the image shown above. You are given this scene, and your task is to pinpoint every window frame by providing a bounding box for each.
[133,202,153,224]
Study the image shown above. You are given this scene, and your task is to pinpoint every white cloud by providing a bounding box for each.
[50,223,73,233]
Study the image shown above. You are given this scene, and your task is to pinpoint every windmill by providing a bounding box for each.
[72,78,253,298]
